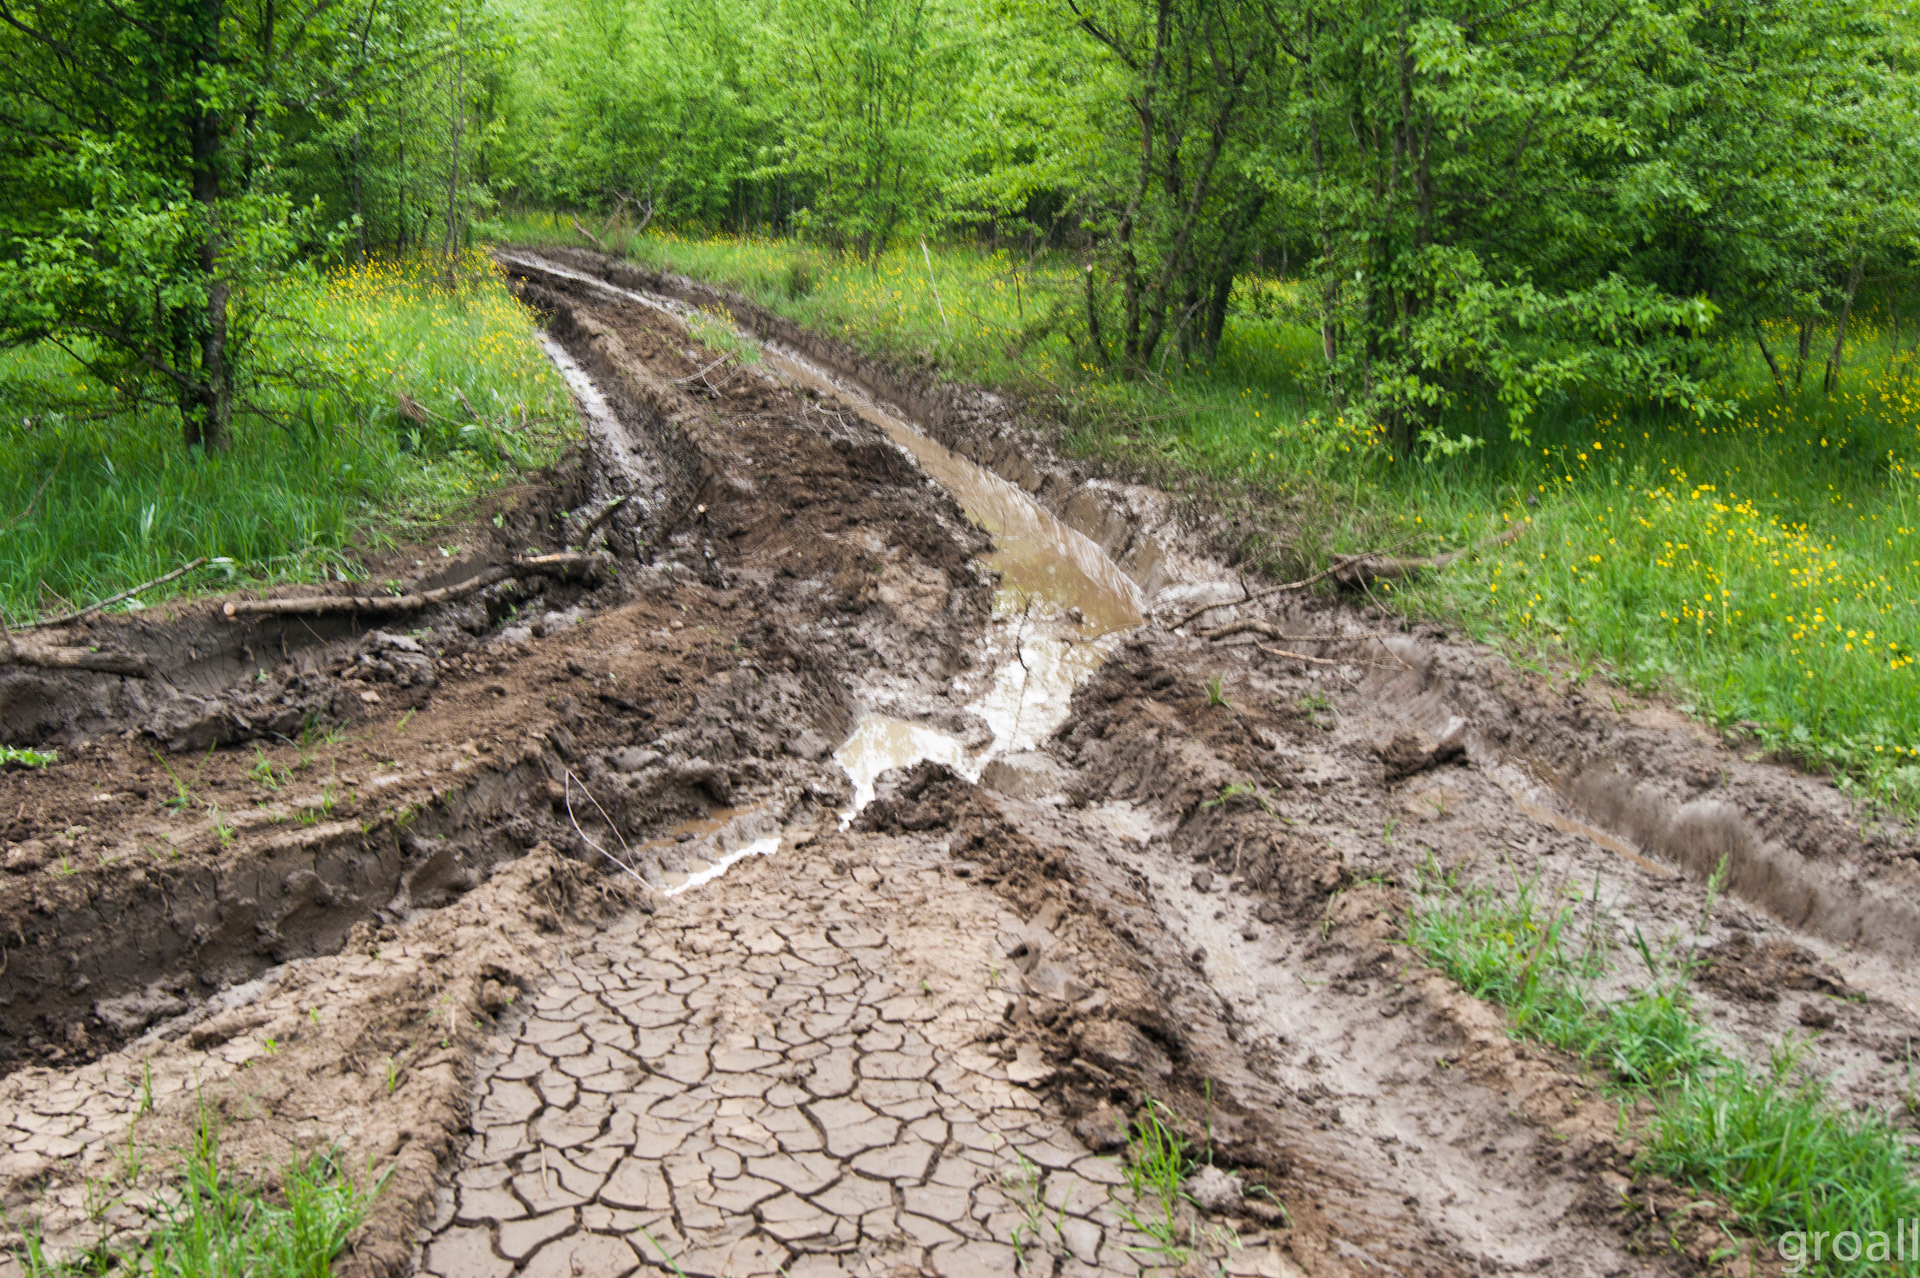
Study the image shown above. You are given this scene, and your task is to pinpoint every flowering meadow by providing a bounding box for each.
[0,251,571,622]
[494,214,1920,809]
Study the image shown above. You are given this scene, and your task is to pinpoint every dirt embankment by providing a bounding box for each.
[0,248,1902,1278]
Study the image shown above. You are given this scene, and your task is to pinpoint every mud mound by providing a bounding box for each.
[1698,930,1848,1003]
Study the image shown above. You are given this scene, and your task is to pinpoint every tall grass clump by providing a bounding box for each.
[0,249,572,623]
[1409,865,1920,1275]
[17,1112,373,1277]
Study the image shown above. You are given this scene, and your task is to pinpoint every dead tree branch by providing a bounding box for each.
[220,553,609,618]
[18,557,208,630]
[0,636,150,675]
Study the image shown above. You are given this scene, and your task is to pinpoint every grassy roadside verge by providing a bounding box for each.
[1408,866,1920,1275]
[0,250,573,624]
[485,212,1920,813]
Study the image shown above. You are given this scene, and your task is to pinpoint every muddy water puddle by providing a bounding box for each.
[514,251,1145,822]
[752,344,1142,812]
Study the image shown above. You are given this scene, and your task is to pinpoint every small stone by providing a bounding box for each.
[1799,1002,1837,1030]
[1191,870,1215,892]
[1185,1163,1244,1213]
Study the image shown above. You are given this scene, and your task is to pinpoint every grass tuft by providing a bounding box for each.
[1408,865,1920,1274]
[17,1108,373,1277]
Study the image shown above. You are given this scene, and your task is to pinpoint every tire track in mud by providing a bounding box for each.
[0,251,1915,1278]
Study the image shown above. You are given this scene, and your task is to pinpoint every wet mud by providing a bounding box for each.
[0,247,1911,1277]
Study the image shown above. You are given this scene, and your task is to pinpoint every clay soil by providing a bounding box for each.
[0,249,1914,1278]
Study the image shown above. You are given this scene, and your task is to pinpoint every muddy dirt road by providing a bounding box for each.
[0,247,1917,1277]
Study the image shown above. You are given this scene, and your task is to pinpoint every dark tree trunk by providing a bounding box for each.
[184,0,232,453]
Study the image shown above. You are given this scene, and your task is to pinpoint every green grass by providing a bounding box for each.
[0,249,573,624]
[1408,867,1920,1275]
[484,212,1920,812]
[17,1112,373,1277]
[1406,866,1718,1090]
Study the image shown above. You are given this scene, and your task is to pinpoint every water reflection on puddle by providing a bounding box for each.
[834,607,1124,813]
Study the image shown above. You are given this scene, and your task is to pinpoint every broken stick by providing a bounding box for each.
[220,553,609,618]
[578,494,629,546]
[0,638,151,676]
[1327,523,1524,587]
[18,558,209,631]
[1202,621,1399,644]
[1163,546,1405,631]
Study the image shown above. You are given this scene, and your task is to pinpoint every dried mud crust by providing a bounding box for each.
[0,280,1001,1269]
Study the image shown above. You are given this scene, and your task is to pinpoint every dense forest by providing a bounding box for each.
[3,0,1915,453]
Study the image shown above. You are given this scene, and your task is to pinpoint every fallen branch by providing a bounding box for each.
[578,494,629,546]
[18,557,208,631]
[1163,544,1411,631]
[0,636,150,676]
[671,354,732,386]
[219,553,609,618]
[1163,524,1523,632]
[1204,622,1398,644]
[1328,523,1524,587]
[1256,644,1398,672]
[571,217,604,249]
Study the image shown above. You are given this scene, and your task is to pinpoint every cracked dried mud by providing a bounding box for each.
[1,247,1917,1277]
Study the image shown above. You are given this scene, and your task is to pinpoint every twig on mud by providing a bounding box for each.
[1161,545,1411,632]
[1255,643,1399,671]
[578,495,629,548]
[18,557,209,631]
[671,354,732,386]
[219,553,608,618]
[1201,622,1398,644]
[562,768,651,889]
[1163,523,1520,632]
[1328,523,1524,587]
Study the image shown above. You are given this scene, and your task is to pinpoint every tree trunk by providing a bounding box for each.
[1753,319,1786,397]
[443,1,466,283]
[1822,255,1865,395]
[186,0,231,453]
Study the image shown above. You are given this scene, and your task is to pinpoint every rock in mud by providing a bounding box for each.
[1375,725,1467,782]
[92,984,188,1036]
[979,750,1077,801]
[1185,1163,1244,1213]
[1074,1017,1172,1080]
[610,746,660,773]
[1698,931,1847,1002]
[784,728,832,761]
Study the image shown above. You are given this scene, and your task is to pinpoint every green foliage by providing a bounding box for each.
[0,747,57,768]
[1406,865,1717,1091]
[0,0,510,452]
[1643,1056,1920,1277]
[1115,1099,1197,1263]
[0,253,570,623]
